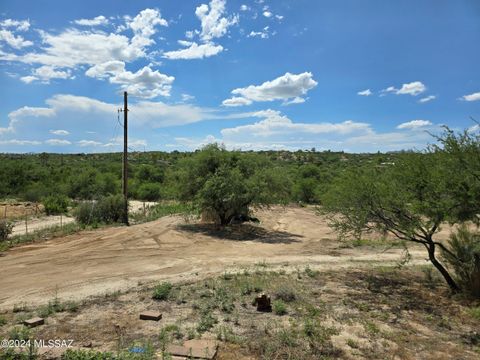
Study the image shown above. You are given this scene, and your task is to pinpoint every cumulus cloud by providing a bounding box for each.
[381,81,427,96]
[163,42,223,60]
[0,9,168,88]
[195,0,238,41]
[263,11,272,18]
[163,1,234,60]
[240,5,250,11]
[0,18,32,49]
[85,61,174,98]
[20,65,72,83]
[396,120,432,130]
[49,129,70,135]
[357,89,372,96]
[418,95,436,103]
[460,92,480,102]
[222,72,317,106]
[74,16,109,26]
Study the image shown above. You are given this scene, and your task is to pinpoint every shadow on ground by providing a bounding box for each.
[177,223,303,244]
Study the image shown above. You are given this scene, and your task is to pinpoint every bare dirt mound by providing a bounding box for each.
[0,206,433,309]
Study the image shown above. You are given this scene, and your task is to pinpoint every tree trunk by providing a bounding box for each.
[426,241,460,293]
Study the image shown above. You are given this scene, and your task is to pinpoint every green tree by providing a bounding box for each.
[42,194,69,215]
[176,144,288,225]
[322,126,480,293]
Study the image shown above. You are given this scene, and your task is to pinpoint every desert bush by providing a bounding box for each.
[43,194,69,215]
[441,225,480,297]
[74,195,126,225]
[152,282,172,300]
[0,219,13,241]
[273,300,288,315]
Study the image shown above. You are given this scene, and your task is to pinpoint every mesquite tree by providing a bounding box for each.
[322,126,480,293]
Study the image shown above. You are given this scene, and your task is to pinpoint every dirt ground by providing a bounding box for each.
[0,202,44,220]
[0,206,447,311]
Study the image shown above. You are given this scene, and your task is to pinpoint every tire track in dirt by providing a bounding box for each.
[0,206,434,310]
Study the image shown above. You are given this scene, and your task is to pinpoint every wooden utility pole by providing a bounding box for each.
[122,91,129,225]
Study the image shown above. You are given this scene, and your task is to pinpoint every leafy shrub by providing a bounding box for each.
[43,194,69,215]
[74,195,126,225]
[137,183,161,202]
[441,225,480,297]
[0,219,13,241]
[272,300,288,315]
[152,282,172,300]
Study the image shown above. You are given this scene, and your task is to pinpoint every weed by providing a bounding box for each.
[9,325,31,341]
[152,282,172,301]
[0,315,7,326]
[196,310,218,333]
[468,306,480,321]
[346,338,359,348]
[304,265,319,278]
[272,300,288,315]
[363,321,380,336]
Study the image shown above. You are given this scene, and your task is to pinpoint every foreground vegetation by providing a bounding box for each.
[1,264,479,359]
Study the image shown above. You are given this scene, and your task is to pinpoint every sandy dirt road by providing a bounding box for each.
[0,206,439,310]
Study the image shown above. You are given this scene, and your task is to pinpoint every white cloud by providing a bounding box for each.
[0,19,30,31]
[240,5,250,11]
[381,81,426,96]
[263,11,272,18]
[0,9,166,73]
[78,140,102,147]
[460,92,480,102]
[1,94,218,137]
[85,60,125,78]
[221,110,371,138]
[181,93,195,102]
[396,120,432,130]
[0,139,41,146]
[223,72,317,106]
[282,97,305,105]
[275,15,284,20]
[222,97,253,107]
[357,89,372,96]
[163,42,223,60]
[109,65,174,98]
[85,61,174,98]
[21,65,72,83]
[195,0,238,41]
[74,16,109,26]
[0,29,33,49]
[49,129,70,136]
[45,139,72,146]
[418,95,436,103]
[247,26,272,39]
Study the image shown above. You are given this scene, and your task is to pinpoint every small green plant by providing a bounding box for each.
[196,310,217,333]
[272,300,288,315]
[0,315,7,326]
[304,265,319,278]
[346,338,359,348]
[363,321,380,336]
[152,282,172,300]
[467,306,480,321]
[0,219,13,241]
[42,194,69,215]
[9,325,31,341]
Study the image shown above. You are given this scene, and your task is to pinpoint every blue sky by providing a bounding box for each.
[0,0,479,153]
